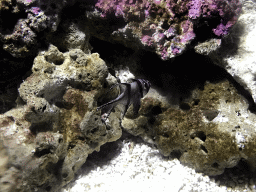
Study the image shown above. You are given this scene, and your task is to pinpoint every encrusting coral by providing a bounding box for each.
[92,0,242,59]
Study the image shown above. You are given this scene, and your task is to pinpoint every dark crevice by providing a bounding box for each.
[190,131,206,142]
[151,106,162,115]
[193,99,200,106]
[55,101,74,109]
[192,15,222,42]
[212,162,219,168]
[45,186,52,191]
[170,149,182,159]
[68,143,76,150]
[30,122,53,134]
[179,102,191,111]
[200,145,208,153]
[34,148,52,157]
[90,127,98,134]
[0,52,33,113]
[62,173,68,178]
[148,116,156,124]
[210,158,256,189]
[90,37,256,113]
[0,8,28,35]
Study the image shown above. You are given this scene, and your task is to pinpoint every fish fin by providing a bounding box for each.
[101,104,114,120]
[119,83,130,93]
[122,103,131,119]
[97,82,132,120]
[120,84,132,119]
[133,95,141,116]
[97,91,125,111]
[109,83,120,90]
[104,83,121,96]
[97,83,126,111]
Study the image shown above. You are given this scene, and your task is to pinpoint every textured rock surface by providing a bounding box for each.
[47,19,92,54]
[89,0,242,60]
[1,0,256,191]
[208,0,256,104]
[0,45,123,191]
[0,0,76,57]
[0,0,241,59]
[122,74,256,175]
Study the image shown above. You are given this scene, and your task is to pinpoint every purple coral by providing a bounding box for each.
[188,0,242,36]
[31,7,41,15]
[141,35,154,47]
[188,0,202,19]
[94,0,241,60]
[95,0,150,20]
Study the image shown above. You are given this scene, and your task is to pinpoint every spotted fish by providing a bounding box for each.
[97,79,151,121]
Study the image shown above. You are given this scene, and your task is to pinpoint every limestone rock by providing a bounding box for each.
[122,79,256,175]
[0,0,70,57]
[0,0,242,59]
[208,0,256,103]
[87,0,241,60]
[0,45,122,191]
[47,19,92,54]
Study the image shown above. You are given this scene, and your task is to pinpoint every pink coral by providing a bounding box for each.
[94,0,242,60]
[31,7,41,15]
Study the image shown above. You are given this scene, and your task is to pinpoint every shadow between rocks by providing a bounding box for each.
[210,159,256,190]
[63,138,123,190]
[90,36,256,113]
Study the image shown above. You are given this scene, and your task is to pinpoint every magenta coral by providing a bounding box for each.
[188,0,242,36]
[94,0,242,60]
[187,0,202,19]
[31,7,41,15]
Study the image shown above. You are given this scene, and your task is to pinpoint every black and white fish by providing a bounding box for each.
[97,79,151,121]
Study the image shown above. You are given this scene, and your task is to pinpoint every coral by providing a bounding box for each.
[91,0,242,60]
[0,0,241,58]
[0,45,123,191]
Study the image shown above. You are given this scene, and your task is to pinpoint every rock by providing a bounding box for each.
[0,0,242,58]
[47,19,92,54]
[194,39,222,55]
[0,140,9,191]
[207,0,256,104]
[122,79,256,176]
[87,0,242,60]
[0,45,122,191]
[0,1,255,189]
[0,0,73,57]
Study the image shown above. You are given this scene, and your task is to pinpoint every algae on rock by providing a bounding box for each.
[122,80,256,175]
[0,45,122,191]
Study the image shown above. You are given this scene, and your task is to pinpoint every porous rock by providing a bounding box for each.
[207,0,256,104]
[47,19,92,54]
[0,0,241,59]
[122,79,256,175]
[0,45,122,191]
[0,0,74,57]
[87,0,242,60]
